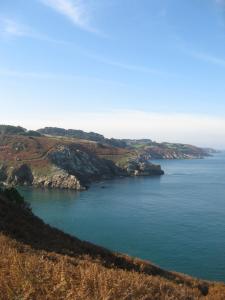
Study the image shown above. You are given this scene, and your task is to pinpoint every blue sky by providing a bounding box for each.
[0,0,225,148]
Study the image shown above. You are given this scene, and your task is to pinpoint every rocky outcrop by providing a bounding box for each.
[0,165,7,182]
[47,144,124,183]
[139,143,212,160]
[2,164,85,190]
[33,171,85,190]
[0,133,165,190]
[8,164,34,186]
[124,158,164,176]
[0,144,126,190]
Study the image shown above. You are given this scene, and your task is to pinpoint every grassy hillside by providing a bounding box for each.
[0,125,216,190]
[0,125,213,160]
[0,189,225,299]
[0,132,164,189]
[37,126,214,159]
[0,134,128,189]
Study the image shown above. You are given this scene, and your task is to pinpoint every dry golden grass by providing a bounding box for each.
[0,235,203,300]
[0,194,225,300]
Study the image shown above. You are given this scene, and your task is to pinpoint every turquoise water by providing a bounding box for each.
[20,153,225,282]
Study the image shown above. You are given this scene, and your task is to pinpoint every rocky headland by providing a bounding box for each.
[0,125,214,190]
[0,126,164,190]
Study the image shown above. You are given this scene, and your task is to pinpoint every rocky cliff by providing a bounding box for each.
[0,124,214,190]
[125,159,164,176]
[0,133,163,190]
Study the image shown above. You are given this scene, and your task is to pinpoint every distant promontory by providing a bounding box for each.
[0,125,214,190]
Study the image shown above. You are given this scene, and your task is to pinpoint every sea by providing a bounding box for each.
[20,152,225,281]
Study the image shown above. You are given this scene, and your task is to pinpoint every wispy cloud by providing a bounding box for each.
[39,0,100,34]
[0,18,172,77]
[0,18,30,37]
[178,39,225,68]
[0,68,128,87]
[0,69,60,79]
[0,17,49,41]
[92,57,166,75]
[182,47,225,68]
[190,51,225,67]
[80,52,175,76]
[0,17,77,45]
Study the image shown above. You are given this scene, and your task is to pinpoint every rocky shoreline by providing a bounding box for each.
[0,143,164,190]
[0,124,215,191]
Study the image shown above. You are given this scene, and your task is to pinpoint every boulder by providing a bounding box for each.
[125,159,164,176]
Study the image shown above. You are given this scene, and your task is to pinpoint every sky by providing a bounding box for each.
[0,0,225,148]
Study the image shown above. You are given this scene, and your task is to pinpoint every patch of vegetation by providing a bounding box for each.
[21,130,42,137]
[0,125,26,136]
[38,127,128,148]
[0,125,41,138]
[38,127,106,141]
[130,143,146,149]
[115,152,138,168]
[0,187,30,211]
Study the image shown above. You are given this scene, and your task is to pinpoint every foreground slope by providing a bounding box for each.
[0,190,225,300]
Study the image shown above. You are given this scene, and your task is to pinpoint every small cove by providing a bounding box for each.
[21,152,225,281]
